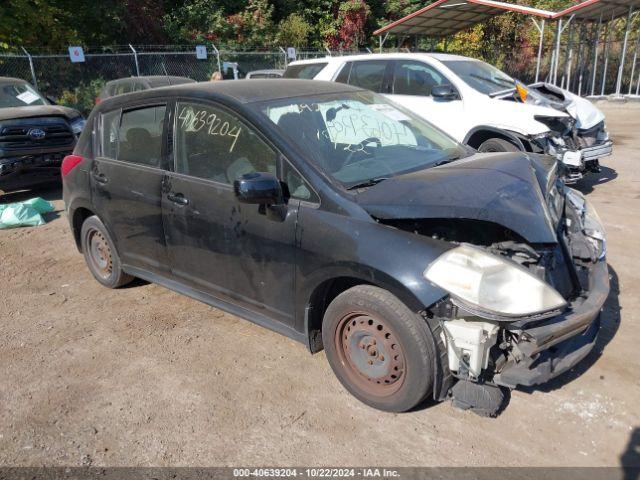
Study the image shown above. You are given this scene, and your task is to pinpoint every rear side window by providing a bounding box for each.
[100,105,166,168]
[347,61,388,92]
[283,63,328,79]
[118,106,166,167]
[392,60,447,96]
[174,102,277,184]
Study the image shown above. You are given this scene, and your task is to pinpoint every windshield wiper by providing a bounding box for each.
[469,73,514,90]
[346,177,388,190]
[432,155,462,167]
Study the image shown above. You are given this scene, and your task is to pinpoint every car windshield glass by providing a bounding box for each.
[0,81,47,108]
[257,90,468,188]
[442,60,516,95]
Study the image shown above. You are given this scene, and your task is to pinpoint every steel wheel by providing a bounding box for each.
[334,311,407,397]
[86,227,113,280]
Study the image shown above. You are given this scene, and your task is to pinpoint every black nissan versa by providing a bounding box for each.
[62,80,609,415]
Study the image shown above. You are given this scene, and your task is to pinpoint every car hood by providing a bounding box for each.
[526,83,605,130]
[355,152,560,244]
[0,105,81,122]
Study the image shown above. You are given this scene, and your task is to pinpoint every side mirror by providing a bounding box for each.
[234,172,284,205]
[46,95,58,105]
[431,84,458,101]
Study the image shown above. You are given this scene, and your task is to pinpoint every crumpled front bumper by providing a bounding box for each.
[492,259,610,388]
[560,140,613,169]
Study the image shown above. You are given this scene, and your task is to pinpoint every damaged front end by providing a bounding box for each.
[419,187,608,414]
[512,82,613,183]
[530,115,612,184]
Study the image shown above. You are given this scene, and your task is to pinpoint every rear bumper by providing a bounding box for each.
[493,259,609,388]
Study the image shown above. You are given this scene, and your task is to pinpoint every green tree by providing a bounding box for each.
[277,13,311,48]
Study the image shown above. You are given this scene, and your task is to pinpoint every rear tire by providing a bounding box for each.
[322,285,436,412]
[80,215,133,288]
[477,137,520,153]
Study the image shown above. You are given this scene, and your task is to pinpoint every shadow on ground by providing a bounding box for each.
[0,184,63,203]
[575,166,618,194]
[621,427,640,480]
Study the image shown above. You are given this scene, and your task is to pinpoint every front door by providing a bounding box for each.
[162,101,299,326]
[384,59,467,141]
[90,104,170,274]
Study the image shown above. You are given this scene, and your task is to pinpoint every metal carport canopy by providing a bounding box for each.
[373,0,554,37]
[553,0,640,21]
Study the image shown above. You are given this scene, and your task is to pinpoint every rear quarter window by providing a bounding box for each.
[283,63,328,79]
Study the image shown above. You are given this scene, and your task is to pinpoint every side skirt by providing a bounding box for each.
[123,265,307,346]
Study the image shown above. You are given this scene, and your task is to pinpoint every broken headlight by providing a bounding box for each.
[424,244,567,319]
[534,115,574,135]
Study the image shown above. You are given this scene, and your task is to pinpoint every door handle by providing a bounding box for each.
[92,172,108,184]
[167,192,189,206]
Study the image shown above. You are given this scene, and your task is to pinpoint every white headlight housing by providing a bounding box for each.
[424,244,567,319]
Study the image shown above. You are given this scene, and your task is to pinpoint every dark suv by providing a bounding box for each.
[63,80,609,415]
[0,77,84,192]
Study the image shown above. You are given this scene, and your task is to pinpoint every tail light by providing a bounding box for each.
[95,97,102,105]
[61,154,84,178]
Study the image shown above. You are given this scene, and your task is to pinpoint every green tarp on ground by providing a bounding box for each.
[0,197,55,229]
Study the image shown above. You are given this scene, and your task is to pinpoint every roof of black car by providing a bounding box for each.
[163,79,360,103]
[98,79,362,109]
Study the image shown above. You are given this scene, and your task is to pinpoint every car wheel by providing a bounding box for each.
[477,137,520,153]
[80,215,133,288]
[322,285,436,412]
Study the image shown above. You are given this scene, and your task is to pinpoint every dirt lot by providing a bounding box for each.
[1,102,639,468]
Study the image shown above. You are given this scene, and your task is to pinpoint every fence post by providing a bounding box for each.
[211,43,221,74]
[21,47,38,89]
[129,44,140,76]
[279,47,288,68]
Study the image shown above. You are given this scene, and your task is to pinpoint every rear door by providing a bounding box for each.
[161,100,299,326]
[341,60,392,93]
[385,59,466,140]
[90,103,170,275]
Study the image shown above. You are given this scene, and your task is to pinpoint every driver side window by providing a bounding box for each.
[174,102,277,184]
[392,61,447,96]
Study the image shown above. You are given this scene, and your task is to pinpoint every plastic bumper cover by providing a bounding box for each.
[493,259,609,388]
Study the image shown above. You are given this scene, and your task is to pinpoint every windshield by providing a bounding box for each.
[257,90,467,188]
[0,81,47,108]
[442,60,516,95]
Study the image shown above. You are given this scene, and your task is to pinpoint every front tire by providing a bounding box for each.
[477,137,520,153]
[322,285,436,412]
[80,215,133,288]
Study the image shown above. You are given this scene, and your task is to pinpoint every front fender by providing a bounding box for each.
[295,207,451,333]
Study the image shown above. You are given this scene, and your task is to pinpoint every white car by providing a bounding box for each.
[284,53,612,182]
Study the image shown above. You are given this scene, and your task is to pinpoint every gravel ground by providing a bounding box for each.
[0,102,639,468]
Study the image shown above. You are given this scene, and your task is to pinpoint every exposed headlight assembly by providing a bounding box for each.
[534,115,574,135]
[69,117,86,135]
[424,244,567,319]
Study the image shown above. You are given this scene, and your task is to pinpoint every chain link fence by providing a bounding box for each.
[1,41,637,114]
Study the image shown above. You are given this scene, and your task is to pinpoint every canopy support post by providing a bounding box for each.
[532,18,545,83]
[591,12,603,96]
[628,31,640,95]
[615,5,634,96]
[21,47,38,89]
[601,12,614,95]
[129,44,140,77]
